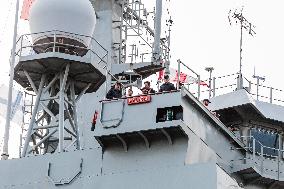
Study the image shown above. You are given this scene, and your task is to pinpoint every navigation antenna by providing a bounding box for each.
[228,7,256,90]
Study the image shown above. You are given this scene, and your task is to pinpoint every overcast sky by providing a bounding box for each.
[1,0,284,85]
[1,0,284,90]
[169,0,284,89]
[1,0,284,156]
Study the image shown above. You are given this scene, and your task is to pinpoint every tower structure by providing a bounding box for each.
[14,0,108,156]
[12,0,169,157]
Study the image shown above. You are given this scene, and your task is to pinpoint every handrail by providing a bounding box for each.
[16,30,108,67]
[177,59,201,99]
[173,60,284,105]
[232,135,284,180]
[204,72,284,105]
[21,29,107,52]
[216,73,238,79]
[177,59,199,76]
[238,135,284,155]
[17,30,108,51]
[100,89,180,102]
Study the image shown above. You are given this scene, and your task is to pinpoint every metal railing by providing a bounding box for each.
[177,59,201,99]
[232,135,284,180]
[15,30,108,66]
[209,74,284,105]
[239,135,284,159]
[121,0,170,65]
[175,63,284,105]
[201,73,238,98]
[215,74,284,105]
[242,76,284,104]
[176,60,239,100]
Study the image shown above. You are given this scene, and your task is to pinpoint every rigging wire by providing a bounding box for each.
[0,0,16,45]
[0,0,15,155]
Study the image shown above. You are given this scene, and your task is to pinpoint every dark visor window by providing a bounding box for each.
[250,128,279,157]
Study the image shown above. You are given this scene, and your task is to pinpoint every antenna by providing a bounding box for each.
[205,67,214,98]
[252,67,265,81]
[228,7,256,90]
[252,67,265,100]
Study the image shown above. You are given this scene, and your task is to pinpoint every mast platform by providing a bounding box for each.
[14,52,106,94]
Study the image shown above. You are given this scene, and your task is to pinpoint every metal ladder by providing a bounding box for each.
[19,91,36,156]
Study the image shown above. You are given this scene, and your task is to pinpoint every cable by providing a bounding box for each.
[0,0,15,45]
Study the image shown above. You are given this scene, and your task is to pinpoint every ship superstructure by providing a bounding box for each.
[0,0,283,189]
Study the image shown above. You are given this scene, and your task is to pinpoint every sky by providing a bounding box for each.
[0,0,29,85]
[1,0,284,156]
[168,0,284,91]
[0,0,284,90]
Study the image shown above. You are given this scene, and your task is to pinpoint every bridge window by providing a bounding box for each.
[156,106,183,123]
[250,128,279,157]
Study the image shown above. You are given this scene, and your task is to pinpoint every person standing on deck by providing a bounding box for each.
[141,81,155,94]
[106,82,122,99]
[159,75,176,92]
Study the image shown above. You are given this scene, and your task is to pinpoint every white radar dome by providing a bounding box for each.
[29,0,96,55]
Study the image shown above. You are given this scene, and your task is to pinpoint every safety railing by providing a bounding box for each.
[175,60,242,100]
[15,30,108,67]
[242,76,284,105]
[231,135,284,180]
[121,0,170,65]
[177,59,201,99]
[211,73,284,105]
[238,136,284,159]
[204,73,239,98]
[175,60,284,105]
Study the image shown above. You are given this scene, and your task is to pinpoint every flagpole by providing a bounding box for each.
[1,0,20,160]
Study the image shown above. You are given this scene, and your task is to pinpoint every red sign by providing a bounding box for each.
[127,95,151,105]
